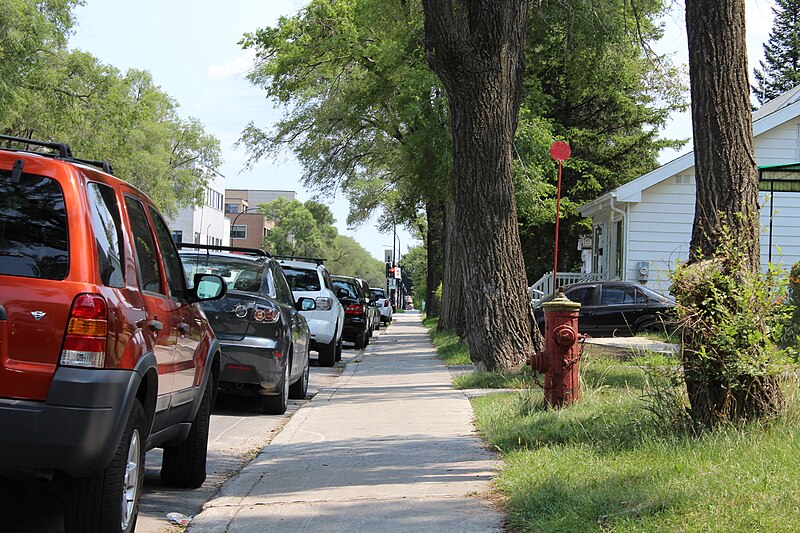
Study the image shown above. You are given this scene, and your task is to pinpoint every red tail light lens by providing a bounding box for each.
[253,303,280,323]
[345,304,364,315]
[61,293,108,368]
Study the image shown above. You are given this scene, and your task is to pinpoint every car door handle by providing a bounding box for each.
[178,322,190,334]
[148,319,164,332]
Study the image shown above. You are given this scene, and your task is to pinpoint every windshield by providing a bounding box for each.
[333,279,358,298]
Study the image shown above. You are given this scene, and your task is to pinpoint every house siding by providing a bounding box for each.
[614,118,800,294]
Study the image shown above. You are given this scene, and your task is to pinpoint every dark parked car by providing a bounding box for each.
[0,135,227,533]
[534,281,675,336]
[332,275,374,349]
[180,245,316,415]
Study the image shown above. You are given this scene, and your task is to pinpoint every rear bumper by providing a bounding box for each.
[219,339,285,393]
[0,367,139,477]
[342,317,367,341]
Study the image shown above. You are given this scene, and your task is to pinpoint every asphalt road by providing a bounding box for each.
[0,337,372,533]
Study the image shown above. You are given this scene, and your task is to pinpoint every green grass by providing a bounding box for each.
[471,363,800,532]
[423,316,471,365]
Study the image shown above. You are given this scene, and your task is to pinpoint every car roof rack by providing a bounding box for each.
[0,134,115,175]
[177,242,271,258]
[272,255,325,265]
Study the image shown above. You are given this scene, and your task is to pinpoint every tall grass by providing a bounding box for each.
[423,316,471,366]
[472,365,800,531]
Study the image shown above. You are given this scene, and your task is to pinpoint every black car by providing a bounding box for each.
[180,245,315,414]
[534,281,675,336]
[332,275,373,349]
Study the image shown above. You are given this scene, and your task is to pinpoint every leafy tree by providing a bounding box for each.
[754,0,800,105]
[422,0,535,370]
[516,0,686,280]
[678,0,783,425]
[326,235,385,286]
[400,244,427,311]
[0,0,81,120]
[260,198,327,257]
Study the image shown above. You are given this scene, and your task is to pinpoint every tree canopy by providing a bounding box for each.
[0,0,221,216]
[753,0,800,105]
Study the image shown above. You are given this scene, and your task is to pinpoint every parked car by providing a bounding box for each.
[533,281,675,336]
[332,275,376,349]
[354,277,381,332]
[276,257,345,366]
[370,287,393,325]
[0,135,227,533]
[179,245,315,414]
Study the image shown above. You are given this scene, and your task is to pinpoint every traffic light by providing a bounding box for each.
[385,262,392,277]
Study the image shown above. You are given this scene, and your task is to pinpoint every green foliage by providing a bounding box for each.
[399,244,427,309]
[260,197,327,257]
[753,0,800,105]
[239,0,449,234]
[670,225,792,424]
[326,235,384,286]
[517,0,687,280]
[0,4,221,217]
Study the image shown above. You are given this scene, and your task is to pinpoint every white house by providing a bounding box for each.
[168,170,230,247]
[578,86,800,293]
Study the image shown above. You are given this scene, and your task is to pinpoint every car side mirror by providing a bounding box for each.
[337,288,348,298]
[189,273,227,302]
[296,297,316,311]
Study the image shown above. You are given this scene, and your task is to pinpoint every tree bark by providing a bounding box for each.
[683,0,782,424]
[422,0,534,370]
[439,198,465,336]
[686,0,760,270]
[425,200,443,317]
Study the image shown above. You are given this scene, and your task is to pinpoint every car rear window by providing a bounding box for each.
[181,254,269,295]
[371,288,386,299]
[282,267,321,291]
[333,280,358,298]
[0,171,69,280]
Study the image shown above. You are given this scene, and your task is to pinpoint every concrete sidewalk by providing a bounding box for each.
[187,312,503,533]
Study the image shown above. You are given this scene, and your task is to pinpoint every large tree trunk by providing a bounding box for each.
[439,198,465,336]
[683,0,782,424]
[425,200,443,317]
[423,0,534,370]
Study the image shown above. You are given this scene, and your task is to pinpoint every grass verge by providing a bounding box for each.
[469,356,800,531]
[423,316,471,366]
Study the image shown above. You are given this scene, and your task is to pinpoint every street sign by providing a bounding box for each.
[550,141,571,161]
[393,266,401,279]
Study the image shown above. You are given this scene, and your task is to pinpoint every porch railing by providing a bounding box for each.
[529,271,605,304]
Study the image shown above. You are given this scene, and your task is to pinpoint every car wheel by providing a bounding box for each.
[334,336,343,362]
[318,334,337,367]
[262,362,290,414]
[161,375,214,488]
[354,328,367,349]
[64,399,146,533]
[637,319,664,335]
[288,354,309,399]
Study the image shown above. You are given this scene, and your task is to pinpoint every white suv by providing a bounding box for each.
[277,258,345,366]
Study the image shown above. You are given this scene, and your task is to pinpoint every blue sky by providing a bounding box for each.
[68,0,776,260]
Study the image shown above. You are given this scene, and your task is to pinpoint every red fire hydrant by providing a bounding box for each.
[530,293,582,407]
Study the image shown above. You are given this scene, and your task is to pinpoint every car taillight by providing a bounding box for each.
[383,300,389,308]
[345,304,364,315]
[60,293,108,368]
[315,297,333,311]
[253,303,280,323]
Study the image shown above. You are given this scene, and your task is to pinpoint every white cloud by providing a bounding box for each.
[206,50,257,81]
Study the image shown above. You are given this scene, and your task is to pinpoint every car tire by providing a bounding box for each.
[334,336,343,362]
[288,354,309,399]
[161,375,213,488]
[262,362,290,414]
[637,319,664,335]
[64,399,146,533]
[318,334,337,367]
[375,319,381,331]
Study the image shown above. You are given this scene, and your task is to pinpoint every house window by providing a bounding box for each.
[225,203,239,214]
[171,230,183,244]
[592,225,603,274]
[231,225,247,240]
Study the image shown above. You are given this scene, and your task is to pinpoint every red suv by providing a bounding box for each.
[0,135,226,533]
